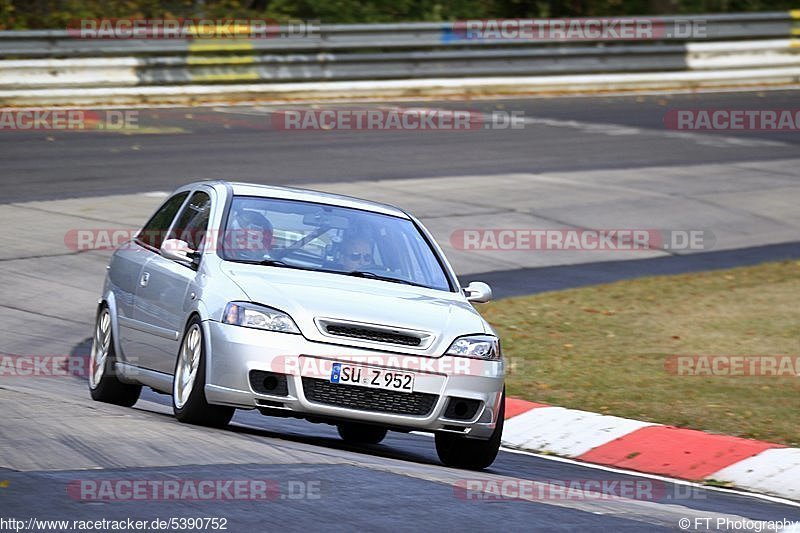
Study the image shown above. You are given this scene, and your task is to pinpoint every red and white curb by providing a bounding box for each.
[503,398,800,502]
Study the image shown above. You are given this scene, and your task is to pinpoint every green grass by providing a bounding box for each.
[481,260,800,446]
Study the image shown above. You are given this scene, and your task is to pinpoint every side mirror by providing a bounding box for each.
[160,239,198,266]
[463,281,493,303]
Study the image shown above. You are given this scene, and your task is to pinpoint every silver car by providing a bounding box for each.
[89,180,505,469]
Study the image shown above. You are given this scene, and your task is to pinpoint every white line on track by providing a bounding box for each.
[379,104,791,148]
[406,430,800,508]
[500,445,800,509]
[130,391,800,510]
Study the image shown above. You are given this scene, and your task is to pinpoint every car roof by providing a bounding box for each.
[218,181,410,219]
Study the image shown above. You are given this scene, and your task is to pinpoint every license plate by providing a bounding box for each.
[330,363,415,393]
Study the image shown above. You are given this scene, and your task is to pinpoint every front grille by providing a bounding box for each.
[249,370,289,396]
[302,377,437,416]
[324,325,421,347]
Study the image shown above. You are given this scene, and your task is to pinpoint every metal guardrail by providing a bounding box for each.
[0,12,798,102]
[0,12,794,58]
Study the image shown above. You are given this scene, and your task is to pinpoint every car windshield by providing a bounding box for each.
[220,195,452,291]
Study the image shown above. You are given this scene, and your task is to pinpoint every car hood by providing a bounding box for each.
[220,263,488,355]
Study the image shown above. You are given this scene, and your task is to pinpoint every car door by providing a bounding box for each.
[115,191,190,366]
[133,189,213,375]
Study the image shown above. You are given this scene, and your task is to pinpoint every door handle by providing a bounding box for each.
[139,272,150,287]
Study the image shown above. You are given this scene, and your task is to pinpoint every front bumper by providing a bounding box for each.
[203,320,505,439]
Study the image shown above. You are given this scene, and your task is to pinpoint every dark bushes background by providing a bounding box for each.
[0,0,793,30]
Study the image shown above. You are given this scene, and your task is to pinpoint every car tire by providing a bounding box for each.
[435,390,504,470]
[172,317,234,428]
[337,422,388,445]
[88,306,142,407]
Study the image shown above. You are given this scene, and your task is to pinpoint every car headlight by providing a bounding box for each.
[446,335,500,360]
[222,302,300,334]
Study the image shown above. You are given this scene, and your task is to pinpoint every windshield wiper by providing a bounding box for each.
[230,258,313,271]
[257,259,291,267]
[259,259,321,272]
[231,260,429,287]
[344,270,427,288]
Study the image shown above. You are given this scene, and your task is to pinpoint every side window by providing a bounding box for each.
[169,191,212,251]
[137,192,189,250]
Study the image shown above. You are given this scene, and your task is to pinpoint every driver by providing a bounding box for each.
[227,208,274,260]
[337,235,374,271]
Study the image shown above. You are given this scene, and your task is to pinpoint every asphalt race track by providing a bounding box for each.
[1,90,799,532]
[1,90,800,203]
